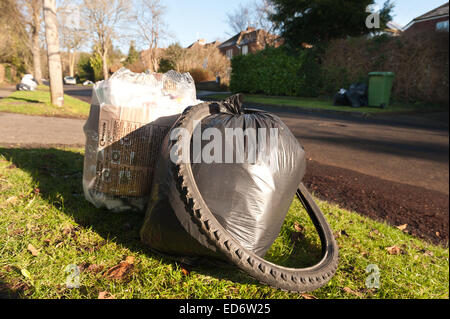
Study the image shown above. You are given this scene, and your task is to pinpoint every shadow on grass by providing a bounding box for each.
[0,278,20,299]
[0,147,322,292]
[4,97,42,104]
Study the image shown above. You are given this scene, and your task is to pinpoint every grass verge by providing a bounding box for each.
[204,93,447,115]
[0,85,90,119]
[0,147,448,299]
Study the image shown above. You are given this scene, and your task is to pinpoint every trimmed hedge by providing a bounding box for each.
[230,46,321,97]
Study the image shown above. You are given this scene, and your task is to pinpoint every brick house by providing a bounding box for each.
[404,2,449,34]
[218,27,283,59]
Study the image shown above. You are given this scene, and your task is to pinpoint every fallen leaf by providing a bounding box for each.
[180,264,190,276]
[21,269,32,280]
[86,264,104,274]
[335,230,349,238]
[104,258,134,280]
[396,224,408,231]
[436,232,441,238]
[369,229,380,238]
[98,291,115,299]
[421,250,434,257]
[343,287,363,298]
[386,245,403,255]
[293,222,304,233]
[6,196,18,205]
[125,256,135,265]
[55,242,64,249]
[301,293,317,299]
[27,244,39,256]
[10,228,24,236]
[62,226,74,236]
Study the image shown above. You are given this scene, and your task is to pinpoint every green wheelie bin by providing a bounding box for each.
[368,72,395,108]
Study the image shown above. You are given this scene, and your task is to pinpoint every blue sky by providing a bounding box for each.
[160,0,448,48]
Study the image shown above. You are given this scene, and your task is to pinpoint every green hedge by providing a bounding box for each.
[230,47,321,97]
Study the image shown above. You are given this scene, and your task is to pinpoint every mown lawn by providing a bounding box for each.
[204,93,447,115]
[0,86,90,119]
[0,147,448,299]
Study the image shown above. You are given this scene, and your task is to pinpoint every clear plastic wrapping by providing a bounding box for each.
[82,68,201,212]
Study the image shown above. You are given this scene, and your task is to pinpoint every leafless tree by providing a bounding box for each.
[253,0,276,32]
[58,0,86,77]
[26,0,43,83]
[43,0,64,106]
[81,0,131,80]
[134,0,170,72]
[226,1,276,34]
[226,4,254,34]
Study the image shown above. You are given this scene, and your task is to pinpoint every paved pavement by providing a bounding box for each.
[0,86,15,99]
[0,112,85,147]
[1,85,448,196]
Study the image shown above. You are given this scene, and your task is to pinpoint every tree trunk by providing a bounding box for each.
[102,47,109,80]
[69,51,75,77]
[43,0,64,107]
[31,0,42,84]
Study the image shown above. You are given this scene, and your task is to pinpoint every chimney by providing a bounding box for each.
[198,39,206,45]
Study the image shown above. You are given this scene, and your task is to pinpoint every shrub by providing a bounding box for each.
[188,68,215,83]
[321,33,449,104]
[158,58,175,73]
[230,46,321,97]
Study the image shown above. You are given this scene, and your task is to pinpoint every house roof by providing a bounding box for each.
[187,39,221,49]
[404,2,449,30]
[218,32,244,49]
[218,27,265,49]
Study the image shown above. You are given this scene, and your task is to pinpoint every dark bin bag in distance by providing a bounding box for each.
[346,82,368,108]
[140,95,338,292]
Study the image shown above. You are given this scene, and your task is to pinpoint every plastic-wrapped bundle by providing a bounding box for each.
[82,68,201,212]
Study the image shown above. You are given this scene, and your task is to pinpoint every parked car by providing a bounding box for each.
[83,80,94,86]
[63,76,77,85]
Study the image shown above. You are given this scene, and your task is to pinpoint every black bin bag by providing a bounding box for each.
[140,94,338,292]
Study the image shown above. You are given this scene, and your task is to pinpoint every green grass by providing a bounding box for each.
[204,93,447,115]
[0,147,448,299]
[0,85,90,119]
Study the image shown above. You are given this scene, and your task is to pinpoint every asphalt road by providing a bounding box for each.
[63,85,449,195]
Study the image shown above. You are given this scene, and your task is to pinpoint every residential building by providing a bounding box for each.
[403,2,449,34]
[218,27,283,59]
